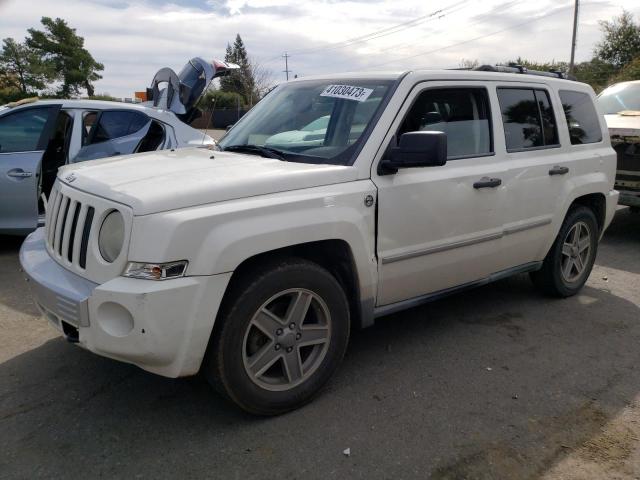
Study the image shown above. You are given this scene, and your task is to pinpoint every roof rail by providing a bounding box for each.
[473,64,577,81]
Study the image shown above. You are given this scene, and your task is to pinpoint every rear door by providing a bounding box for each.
[74,109,151,162]
[495,84,571,267]
[0,105,60,233]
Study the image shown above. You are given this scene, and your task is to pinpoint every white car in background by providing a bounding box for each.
[0,58,237,235]
[597,80,640,210]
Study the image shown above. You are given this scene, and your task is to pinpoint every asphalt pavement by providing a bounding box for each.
[1,208,640,479]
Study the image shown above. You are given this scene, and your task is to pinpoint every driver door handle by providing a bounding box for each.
[549,165,569,176]
[7,168,33,178]
[473,177,502,189]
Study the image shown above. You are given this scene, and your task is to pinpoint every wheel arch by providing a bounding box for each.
[216,239,370,333]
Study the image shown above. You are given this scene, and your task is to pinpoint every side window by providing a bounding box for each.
[399,88,493,158]
[0,107,52,153]
[558,90,603,145]
[82,111,98,146]
[497,88,559,151]
[88,111,149,145]
[535,90,559,146]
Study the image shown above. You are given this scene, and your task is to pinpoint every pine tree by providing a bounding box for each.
[26,17,103,97]
[219,34,257,106]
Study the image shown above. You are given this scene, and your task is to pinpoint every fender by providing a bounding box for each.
[129,180,379,321]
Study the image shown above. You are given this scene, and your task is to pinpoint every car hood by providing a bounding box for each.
[57,147,358,215]
[604,113,640,137]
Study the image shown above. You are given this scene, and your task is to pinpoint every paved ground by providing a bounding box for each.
[1,208,640,479]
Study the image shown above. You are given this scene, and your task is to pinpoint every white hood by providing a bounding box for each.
[604,113,640,137]
[58,147,358,215]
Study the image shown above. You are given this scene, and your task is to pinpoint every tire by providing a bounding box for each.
[530,205,599,297]
[630,206,640,214]
[203,258,350,415]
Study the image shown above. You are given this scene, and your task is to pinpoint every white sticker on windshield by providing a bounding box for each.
[320,85,373,102]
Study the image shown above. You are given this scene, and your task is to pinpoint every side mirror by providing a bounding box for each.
[378,131,447,175]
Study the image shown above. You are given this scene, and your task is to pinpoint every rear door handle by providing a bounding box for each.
[473,177,502,189]
[7,168,33,178]
[549,166,569,176]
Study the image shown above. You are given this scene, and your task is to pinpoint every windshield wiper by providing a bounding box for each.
[223,144,286,160]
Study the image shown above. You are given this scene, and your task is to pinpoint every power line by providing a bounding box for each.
[325,0,527,69]
[356,3,575,71]
[260,0,468,64]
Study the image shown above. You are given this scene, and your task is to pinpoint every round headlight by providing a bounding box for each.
[99,210,125,263]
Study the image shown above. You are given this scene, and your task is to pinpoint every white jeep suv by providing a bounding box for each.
[20,67,618,415]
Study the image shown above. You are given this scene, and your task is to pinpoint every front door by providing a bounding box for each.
[0,105,60,234]
[373,82,507,306]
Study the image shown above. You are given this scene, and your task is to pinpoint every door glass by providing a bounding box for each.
[497,89,544,151]
[0,107,51,153]
[398,88,493,158]
[535,90,559,146]
[82,111,98,146]
[559,90,603,145]
[89,111,149,144]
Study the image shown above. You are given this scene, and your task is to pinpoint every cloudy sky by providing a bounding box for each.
[1,0,639,97]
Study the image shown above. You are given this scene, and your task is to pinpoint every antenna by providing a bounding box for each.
[201,97,216,146]
[283,52,292,81]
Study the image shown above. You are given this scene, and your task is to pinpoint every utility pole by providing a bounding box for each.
[569,0,579,74]
[283,53,291,81]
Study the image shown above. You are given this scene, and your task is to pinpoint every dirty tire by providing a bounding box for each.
[530,205,599,297]
[203,258,350,416]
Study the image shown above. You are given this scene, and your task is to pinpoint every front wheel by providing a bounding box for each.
[530,206,599,297]
[203,258,350,415]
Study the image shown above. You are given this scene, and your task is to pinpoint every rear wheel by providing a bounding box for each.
[530,206,599,297]
[204,258,350,415]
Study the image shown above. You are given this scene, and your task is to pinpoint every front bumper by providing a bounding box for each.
[20,228,232,377]
[617,188,640,208]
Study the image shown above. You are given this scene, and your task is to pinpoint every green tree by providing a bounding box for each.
[26,17,103,97]
[573,58,617,92]
[609,56,640,84]
[595,10,640,70]
[220,34,257,105]
[0,38,51,95]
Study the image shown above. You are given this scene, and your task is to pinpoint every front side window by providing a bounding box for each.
[399,87,492,158]
[218,79,394,165]
[88,111,149,145]
[559,90,603,145]
[497,88,559,151]
[0,107,52,153]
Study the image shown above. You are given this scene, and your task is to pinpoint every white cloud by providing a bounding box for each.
[0,0,638,97]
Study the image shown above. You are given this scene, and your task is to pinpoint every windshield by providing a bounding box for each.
[218,79,394,165]
[597,82,640,114]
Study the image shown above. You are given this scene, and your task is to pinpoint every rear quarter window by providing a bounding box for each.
[558,90,603,145]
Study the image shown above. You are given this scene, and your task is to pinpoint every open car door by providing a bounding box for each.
[0,104,61,234]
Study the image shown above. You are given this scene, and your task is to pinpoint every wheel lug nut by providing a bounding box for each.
[286,347,293,353]
[275,344,281,351]
[289,323,295,329]
[276,328,283,336]
[296,333,301,340]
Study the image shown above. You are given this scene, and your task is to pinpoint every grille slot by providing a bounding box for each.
[79,207,95,269]
[67,203,81,262]
[57,198,71,255]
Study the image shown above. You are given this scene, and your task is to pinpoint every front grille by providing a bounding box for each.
[614,142,640,172]
[46,185,96,270]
